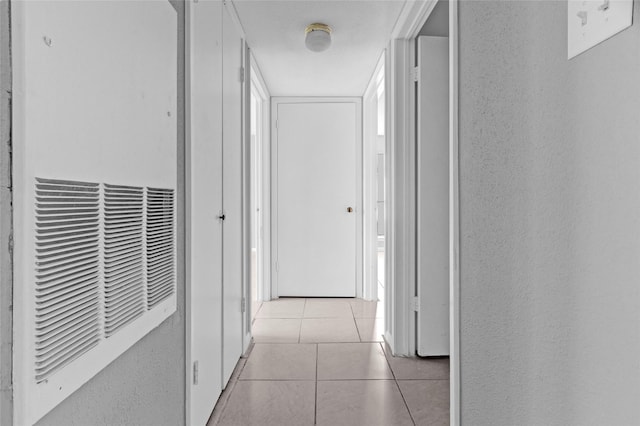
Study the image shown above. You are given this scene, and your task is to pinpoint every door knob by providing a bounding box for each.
[347,207,353,213]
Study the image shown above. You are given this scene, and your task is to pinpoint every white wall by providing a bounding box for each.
[459,1,640,424]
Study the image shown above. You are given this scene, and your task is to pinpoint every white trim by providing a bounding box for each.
[384,0,440,358]
[391,0,439,39]
[270,100,279,299]
[355,99,364,300]
[392,0,462,421]
[184,3,193,424]
[384,40,416,357]
[362,53,385,302]
[383,47,394,350]
[271,97,363,299]
[249,54,272,302]
[241,40,252,354]
[224,0,246,38]
[449,0,461,423]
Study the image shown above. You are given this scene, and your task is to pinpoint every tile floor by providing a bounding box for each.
[207,298,449,426]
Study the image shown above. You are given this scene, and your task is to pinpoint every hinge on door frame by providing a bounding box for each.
[275,261,279,272]
[410,66,420,83]
[193,361,199,385]
[239,66,245,83]
[412,296,420,312]
[241,297,246,313]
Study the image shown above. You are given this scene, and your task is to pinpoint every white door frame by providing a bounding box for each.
[271,97,363,299]
[362,54,385,302]
[386,0,460,424]
[240,38,252,355]
[249,54,272,304]
[448,1,461,423]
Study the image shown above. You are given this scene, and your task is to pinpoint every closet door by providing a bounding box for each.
[416,36,449,357]
[221,4,245,387]
[187,1,224,424]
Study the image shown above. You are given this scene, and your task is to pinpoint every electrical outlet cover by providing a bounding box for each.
[568,0,634,59]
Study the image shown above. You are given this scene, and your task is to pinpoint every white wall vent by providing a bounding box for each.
[19,179,177,425]
[34,178,101,384]
[12,2,177,423]
[104,184,145,338]
[146,188,176,308]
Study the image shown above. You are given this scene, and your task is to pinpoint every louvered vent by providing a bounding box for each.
[146,188,176,308]
[34,178,101,383]
[103,184,145,337]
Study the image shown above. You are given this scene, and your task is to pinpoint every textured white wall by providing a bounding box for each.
[0,1,12,424]
[459,1,640,424]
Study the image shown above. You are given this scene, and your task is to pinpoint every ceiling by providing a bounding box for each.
[232,0,406,97]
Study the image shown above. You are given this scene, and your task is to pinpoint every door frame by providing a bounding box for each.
[240,38,252,355]
[245,53,271,328]
[362,54,385,302]
[271,97,363,299]
[448,2,461,423]
[249,53,272,304]
[386,0,460,424]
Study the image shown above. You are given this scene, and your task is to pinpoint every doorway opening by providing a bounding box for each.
[249,62,271,326]
[249,83,262,324]
[375,67,386,309]
[190,0,460,423]
[363,53,386,313]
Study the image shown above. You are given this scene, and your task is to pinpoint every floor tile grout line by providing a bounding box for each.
[254,301,263,318]
[235,342,253,381]
[215,299,447,425]
[380,342,417,426]
[298,299,307,343]
[208,356,249,426]
[351,306,363,342]
[316,378,398,381]
[348,300,357,319]
[314,343,319,425]
[394,377,417,426]
[237,378,317,382]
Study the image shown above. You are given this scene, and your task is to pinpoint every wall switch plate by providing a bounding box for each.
[568,0,633,59]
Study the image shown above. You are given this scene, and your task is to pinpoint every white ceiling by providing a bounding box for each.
[232,0,406,97]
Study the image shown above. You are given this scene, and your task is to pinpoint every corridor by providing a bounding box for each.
[207,298,449,425]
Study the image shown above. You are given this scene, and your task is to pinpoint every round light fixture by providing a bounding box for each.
[305,23,332,52]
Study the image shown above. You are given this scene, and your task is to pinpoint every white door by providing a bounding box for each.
[221,5,245,387]
[187,1,223,424]
[416,36,450,356]
[275,101,359,297]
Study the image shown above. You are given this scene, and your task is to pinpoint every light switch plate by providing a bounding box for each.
[568,0,633,59]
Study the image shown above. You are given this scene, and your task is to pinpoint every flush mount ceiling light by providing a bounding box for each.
[305,23,332,52]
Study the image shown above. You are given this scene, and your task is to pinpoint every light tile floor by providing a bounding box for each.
[208,298,449,426]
